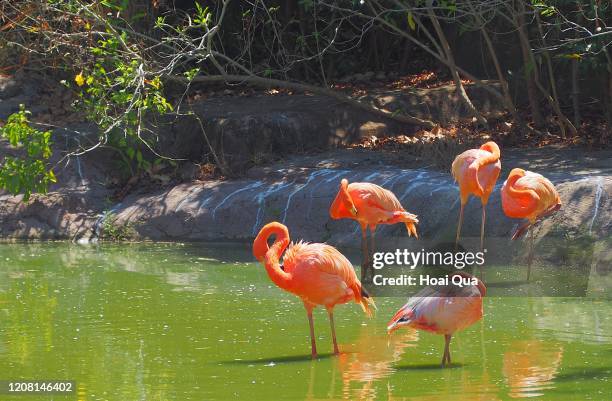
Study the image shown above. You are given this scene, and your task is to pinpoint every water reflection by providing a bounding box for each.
[338,328,418,401]
[531,298,612,344]
[503,340,563,398]
[0,243,609,401]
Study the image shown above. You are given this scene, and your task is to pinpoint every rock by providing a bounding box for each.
[0,76,20,99]
[0,145,610,258]
[93,148,612,252]
[359,121,388,137]
[157,94,405,173]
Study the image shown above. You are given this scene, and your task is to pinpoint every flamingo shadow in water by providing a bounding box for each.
[394,362,466,370]
[222,353,338,365]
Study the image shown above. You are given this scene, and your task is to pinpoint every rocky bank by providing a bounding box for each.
[0,72,610,257]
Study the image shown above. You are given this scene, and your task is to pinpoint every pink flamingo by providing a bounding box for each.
[329,179,418,279]
[501,168,561,280]
[451,141,501,250]
[253,222,375,358]
[387,272,486,367]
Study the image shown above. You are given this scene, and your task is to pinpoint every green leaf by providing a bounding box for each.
[407,12,416,31]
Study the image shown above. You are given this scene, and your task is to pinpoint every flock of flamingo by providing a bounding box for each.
[252,140,562,366]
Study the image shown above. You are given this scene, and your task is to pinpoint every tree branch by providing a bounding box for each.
[167,74,436,128]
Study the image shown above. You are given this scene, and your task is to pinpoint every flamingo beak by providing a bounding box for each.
[339,178,358,217]
[387,320,400,334]
[387,307,411,334]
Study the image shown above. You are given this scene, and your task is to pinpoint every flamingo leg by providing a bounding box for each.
[370,226,377,262]
[442,334,452,367]
[306,307,317,358]
[455,202,465,251]
[480,204,486,279]
[527,227,535,281]
[446,335,452,365]
[360,225,370,283]
[512,221,531,240]
[327,308,340,355]
[480,203,486,252]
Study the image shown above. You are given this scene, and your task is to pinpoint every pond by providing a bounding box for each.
[0,243,610,400]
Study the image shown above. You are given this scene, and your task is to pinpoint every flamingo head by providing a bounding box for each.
[386,304,413,334]
[253,222,290,262]
[329,179,358,219]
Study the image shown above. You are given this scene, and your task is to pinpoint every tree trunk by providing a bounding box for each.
[571,58,581,128]
[535,11,576,137]
[427,3,487,126]
[480,27,516,114]
[515,2,544,127]
[605,48,612,126]
[466,1,517,121]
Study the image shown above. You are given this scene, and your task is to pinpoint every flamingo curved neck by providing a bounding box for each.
[466,142,500,197]
[329,179,357,220]
[506,169,532,198]
[476,142,501,168]
[253,223,292,288]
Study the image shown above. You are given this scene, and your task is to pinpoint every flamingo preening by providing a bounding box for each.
[329,179,419,280]
[501,168,561,280]
[451,141,502,251]
[387,272,485,367]
[253,222,376,358]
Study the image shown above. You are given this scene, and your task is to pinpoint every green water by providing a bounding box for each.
[0,243,610,401]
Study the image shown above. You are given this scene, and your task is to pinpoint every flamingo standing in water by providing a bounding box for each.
[253,222,375,357]
[387,272,485,367]
[501,168,561,280]
[451,141,501,250]
[329,179,418,280]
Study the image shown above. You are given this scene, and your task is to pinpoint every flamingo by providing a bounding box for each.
[387,272,485,367]
[329,179,418,280]
[501,168,561,280]
[253,221,376,358]
[451,141,501,251]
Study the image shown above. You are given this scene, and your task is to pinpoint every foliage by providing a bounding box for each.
[0,105,56,201]
[101,211,136,241]
[74,23,173,174]
[0,0,609,185]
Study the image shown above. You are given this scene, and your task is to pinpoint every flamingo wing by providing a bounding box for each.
[283,242,353,279]
[359,187,418,236]
[285,242,376,315]
[390,277,483,334]
[283,242,363,305]
[350,183,404,212]
[519,173,561,213]
[452,144,501,199]
[502,170,561,222]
